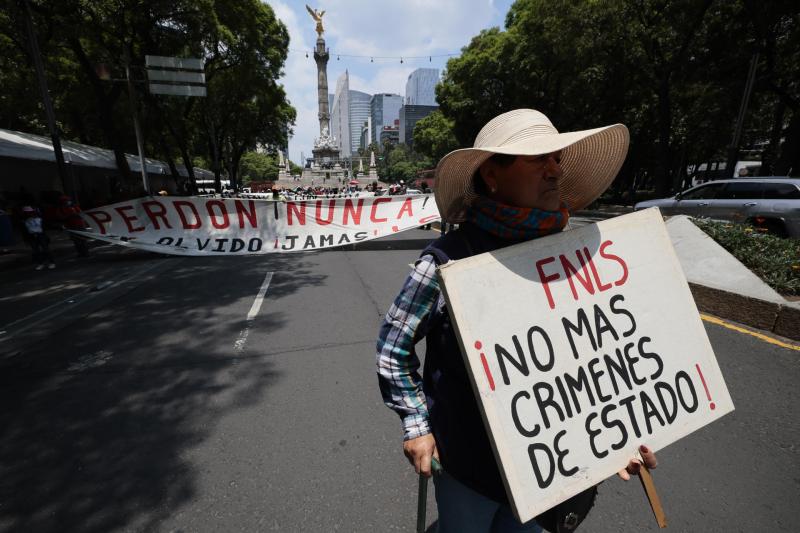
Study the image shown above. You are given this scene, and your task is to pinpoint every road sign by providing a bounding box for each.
[145,55,206,97]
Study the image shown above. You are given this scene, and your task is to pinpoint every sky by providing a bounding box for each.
[269,0,515,164]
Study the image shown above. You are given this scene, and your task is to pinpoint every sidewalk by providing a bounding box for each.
[0,229,92,271]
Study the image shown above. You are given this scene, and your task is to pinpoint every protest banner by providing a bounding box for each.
[77,194,440,255]
[436,207,734,524]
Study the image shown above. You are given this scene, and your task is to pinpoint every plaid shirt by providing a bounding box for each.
[376,254,441,441]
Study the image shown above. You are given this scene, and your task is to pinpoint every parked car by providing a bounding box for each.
[634,177,800,238]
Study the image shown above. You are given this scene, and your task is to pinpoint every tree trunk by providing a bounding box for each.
[760,99,786,176]
[654,76,674,197]
[774,110,800,176]
[67,37,133,182]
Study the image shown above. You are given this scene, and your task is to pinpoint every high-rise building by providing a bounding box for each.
[405,68,440,106]
[330,73,350,157]
[370,93,403,145]
[349,90,371,155]
[399,104,439,147]
[330,71,373,157]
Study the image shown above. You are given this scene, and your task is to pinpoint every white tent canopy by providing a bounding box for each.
[0,127,213,179]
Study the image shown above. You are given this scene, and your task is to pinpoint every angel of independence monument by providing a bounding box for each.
[298,6,345,185]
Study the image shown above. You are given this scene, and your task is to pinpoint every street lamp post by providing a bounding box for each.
[124,53,151,195]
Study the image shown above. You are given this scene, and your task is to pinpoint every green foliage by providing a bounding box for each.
[0,0,295,193]
[379,144,433,183]
[436,0,800,196]
[239,151,277,183]
[288,160,303,176]
[692,219,800,296]
[412,110,460,161]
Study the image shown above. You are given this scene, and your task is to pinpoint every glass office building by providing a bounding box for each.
[370,93,403,145]
[405,68,440,106]
[330,71,373,157]
[399,104,439,147]
[349,90,371,156]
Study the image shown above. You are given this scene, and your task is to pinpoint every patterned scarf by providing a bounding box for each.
[467,196,570,241]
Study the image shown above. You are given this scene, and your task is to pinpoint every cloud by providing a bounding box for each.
[272,0,511,164]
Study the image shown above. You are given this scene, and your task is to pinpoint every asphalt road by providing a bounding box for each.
[0,226,797,532]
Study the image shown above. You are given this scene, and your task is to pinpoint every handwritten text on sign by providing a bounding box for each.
[78,195,440,255]
[437,208,734,524]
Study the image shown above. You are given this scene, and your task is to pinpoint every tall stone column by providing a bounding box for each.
[314,37,330,136]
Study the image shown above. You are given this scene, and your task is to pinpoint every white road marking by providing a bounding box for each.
[247,271,274,320]
[234,271,274,354]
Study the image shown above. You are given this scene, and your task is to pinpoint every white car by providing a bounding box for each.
[635,177,800,238]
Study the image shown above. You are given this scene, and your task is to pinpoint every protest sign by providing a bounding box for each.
[78,194,440,255]
[437,208,734,524]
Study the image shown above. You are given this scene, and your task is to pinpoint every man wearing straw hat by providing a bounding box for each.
[376,109,658,532]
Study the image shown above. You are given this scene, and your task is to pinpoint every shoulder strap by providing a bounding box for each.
[425,247,450,266]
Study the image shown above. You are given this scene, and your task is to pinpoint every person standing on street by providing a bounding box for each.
[54,195,90,257]
[21,206,55,270]
[376,109,657,533]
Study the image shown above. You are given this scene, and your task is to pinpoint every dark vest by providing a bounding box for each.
[422,222,598,532]
[422,222,520,503]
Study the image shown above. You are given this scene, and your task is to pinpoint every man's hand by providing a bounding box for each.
[403,434,439,478]
[618,445,658,481]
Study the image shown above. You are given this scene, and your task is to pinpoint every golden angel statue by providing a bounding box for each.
[305,5,326,36]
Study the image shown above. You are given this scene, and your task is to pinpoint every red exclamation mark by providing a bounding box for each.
[695,363,716,410]
[475,341,495,391]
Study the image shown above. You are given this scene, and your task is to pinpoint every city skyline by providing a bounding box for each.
[271,0,514,164]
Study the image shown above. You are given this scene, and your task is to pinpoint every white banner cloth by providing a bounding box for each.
[78,194,440,255]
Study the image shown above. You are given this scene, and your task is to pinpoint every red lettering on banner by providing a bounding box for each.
[287,202,306,225]
[315,199,336,225]
[206,200,229,229]
[396,198,414,219]
[370,197,391,223]
[343,198,364,225]
[536,257,561,310]
[174,201,201,229]
[85,210,111,234]
[234,200,257,229]
[560,251,595,301]
[141,200,172,229]
[598,240,629,287]
[114,205,145,233]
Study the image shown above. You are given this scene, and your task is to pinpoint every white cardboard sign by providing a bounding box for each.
[437,208,734,523]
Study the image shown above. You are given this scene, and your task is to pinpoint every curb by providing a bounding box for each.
[689,283,800,342]
[573,209,632,219]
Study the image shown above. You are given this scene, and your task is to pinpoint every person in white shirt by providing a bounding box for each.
[21,206,55,270]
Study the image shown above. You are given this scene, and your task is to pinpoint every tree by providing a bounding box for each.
[435,0,799,200]
[0,0,296,195]
[239,150,277,183]
[413,110,460,161]
[380,144,432,183]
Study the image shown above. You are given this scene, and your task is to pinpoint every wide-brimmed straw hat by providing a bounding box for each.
[434,109,629,222]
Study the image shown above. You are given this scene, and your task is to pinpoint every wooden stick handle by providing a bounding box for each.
[639,464,667,528]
